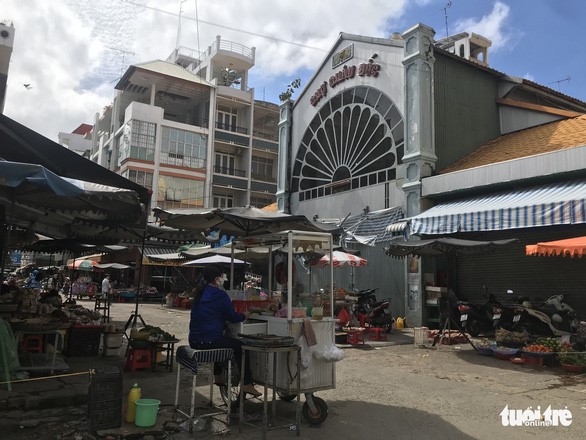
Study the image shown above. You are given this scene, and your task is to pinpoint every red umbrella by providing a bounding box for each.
[309,251,367,268]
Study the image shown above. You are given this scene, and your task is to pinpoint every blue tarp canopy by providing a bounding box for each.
[0,160,144,243]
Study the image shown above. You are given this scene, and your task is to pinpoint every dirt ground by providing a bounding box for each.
[111,301,586,440]
[5,300,586,439]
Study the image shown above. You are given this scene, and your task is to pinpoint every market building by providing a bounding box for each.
[277,24,586,326]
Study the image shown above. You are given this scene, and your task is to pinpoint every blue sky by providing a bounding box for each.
[3,0,586,141]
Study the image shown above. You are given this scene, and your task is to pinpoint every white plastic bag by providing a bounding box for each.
[313,343,345,362]
[298,336,314,381]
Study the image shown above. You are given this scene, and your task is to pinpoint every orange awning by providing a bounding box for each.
[525,236,586,258]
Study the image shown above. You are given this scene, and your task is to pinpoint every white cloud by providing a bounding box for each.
[453,1,516,51]
[3,0,411,141]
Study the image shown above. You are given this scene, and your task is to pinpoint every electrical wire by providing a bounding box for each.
[120,0,326,52]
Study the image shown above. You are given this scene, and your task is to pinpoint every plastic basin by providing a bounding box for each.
[134,399,161,427]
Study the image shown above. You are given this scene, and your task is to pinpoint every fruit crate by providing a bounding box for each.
[66,324,104,357]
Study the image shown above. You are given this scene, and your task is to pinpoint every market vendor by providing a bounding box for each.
[188,265,261,397]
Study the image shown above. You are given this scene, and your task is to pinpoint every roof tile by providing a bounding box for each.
[441,114,586,173]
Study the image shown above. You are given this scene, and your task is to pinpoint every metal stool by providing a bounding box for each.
[174,346,234,433]
[94,295,110,323]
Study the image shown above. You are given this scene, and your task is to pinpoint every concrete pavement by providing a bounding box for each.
[1,327,414,439]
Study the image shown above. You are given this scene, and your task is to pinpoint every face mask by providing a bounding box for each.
[219,275,228,285]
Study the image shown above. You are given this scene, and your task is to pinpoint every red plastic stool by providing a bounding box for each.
[20,335,43,353]
[368,327,387,341]
[357,314,370,328]
[126,348,152,372]
[346,329,365,345]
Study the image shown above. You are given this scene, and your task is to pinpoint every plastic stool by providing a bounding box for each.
[174,346,234,433]
[368,327,387,341]
[126,348,152,372]
[20,334,43,353]
[357,314,369,328]
[346,329,365,345]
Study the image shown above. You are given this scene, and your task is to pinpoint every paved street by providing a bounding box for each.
[1,300,585,439]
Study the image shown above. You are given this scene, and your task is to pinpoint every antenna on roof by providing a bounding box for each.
[175,0,187,50]
[548,76,571,90]
[443,1,452,38]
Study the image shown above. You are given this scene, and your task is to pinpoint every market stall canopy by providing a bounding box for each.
[0,160,145,243]
[19,238,126,254]
[308,250,367,268]
[526,236,586,258]
[182,255,250,267]
[152,206,341,237]
[0,113,150,205]
[67,259,99,270]
[385,237,518,258]
[408,179,586,235]
[96,263,132,269]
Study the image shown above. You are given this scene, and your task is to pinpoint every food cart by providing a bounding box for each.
[227,230,337,424]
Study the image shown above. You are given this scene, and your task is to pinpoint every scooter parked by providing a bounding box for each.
[506,291,574,337]
[366,297,395,332]
[459,286,507,337]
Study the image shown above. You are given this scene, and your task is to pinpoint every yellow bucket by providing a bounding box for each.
[395,317,405,329]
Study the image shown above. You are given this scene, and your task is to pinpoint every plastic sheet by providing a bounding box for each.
[0,318,20,378]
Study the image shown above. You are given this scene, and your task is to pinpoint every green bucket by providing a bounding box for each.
[134,399,161,427]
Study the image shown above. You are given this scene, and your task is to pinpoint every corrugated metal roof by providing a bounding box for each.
[340,207,404,245]
[143,245,179,256]
[441,114,586,174]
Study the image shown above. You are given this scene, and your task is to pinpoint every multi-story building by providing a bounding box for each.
[0,20,15,113]
[90,35,279,213]
[58,123,93,158]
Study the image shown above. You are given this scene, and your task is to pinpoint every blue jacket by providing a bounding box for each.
[189,284,245,343]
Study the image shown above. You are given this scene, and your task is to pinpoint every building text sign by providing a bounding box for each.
[310,60,381,107]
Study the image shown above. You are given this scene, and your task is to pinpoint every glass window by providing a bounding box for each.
[157,175,204,209]
[161,127,208,169]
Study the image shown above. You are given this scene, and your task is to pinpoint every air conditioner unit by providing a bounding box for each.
[235,149,243,157]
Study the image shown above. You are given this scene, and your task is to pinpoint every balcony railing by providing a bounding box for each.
[214,165,246,178]
[216,121,248,135]
[252,129,278,142]
[251,172,276,183]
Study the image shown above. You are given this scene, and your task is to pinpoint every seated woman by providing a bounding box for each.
[188,265,261,397]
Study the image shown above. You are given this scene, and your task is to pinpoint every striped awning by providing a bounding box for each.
[411,180,586,235]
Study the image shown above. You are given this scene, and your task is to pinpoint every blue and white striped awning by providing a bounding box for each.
[411,180,586,235]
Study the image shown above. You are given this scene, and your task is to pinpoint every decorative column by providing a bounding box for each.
[401,23,437,326]
[276,99,292,213]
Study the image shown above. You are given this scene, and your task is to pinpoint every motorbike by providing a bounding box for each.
[366,297,395,332]
[507,292,577,337]
[353,288,380,315]
[350,288,394,332]
[458,287,508,337]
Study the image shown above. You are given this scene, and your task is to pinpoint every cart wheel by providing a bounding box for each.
[277,391,297,402]
[302,396,328,425]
